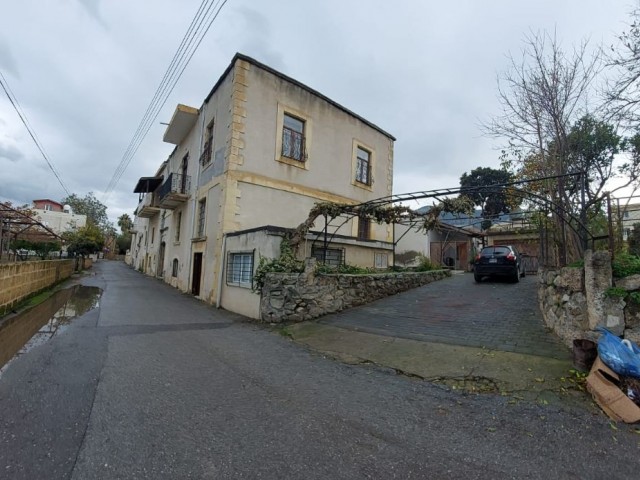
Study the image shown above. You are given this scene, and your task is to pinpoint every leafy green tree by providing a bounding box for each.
[459,167,518,217]
[61,192,110,230]
[63,223,105,256]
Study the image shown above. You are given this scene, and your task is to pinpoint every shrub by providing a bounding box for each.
[629,291,640,304]
[605,286,627,298]
[315,263,375,275]
[253,239,304,291]
[414,254,435,272]
[612,252,640,278]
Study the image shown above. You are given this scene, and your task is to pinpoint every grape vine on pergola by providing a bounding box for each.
[287,172,608,266]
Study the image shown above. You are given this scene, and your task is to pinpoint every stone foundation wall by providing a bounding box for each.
[0,260,76,315]
[260,260,451,323]
[539,250,638,347]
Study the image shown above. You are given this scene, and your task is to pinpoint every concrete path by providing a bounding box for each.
[1,261,639,480]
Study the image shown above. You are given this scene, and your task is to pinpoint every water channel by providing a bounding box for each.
[0,285,102,371]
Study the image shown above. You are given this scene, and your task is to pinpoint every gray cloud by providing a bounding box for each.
[0,142,23,162]
[0,0,632,223]
[0,38,18,77]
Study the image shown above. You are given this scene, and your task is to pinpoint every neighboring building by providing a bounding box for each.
[395,208,541,272]
[131,53,396,319]
[31,199,86,235]
[395,220,480,271]
[616,202,640,241]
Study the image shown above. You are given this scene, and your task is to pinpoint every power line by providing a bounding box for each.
[0,70,71,197]
[102,0,229,201]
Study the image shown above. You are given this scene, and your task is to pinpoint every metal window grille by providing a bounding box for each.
[200,139,212,166]
[282,127,305,161]
[311,246,344,266]
[226,252,254,287]
[197,200,206,237]
[282,114,305,161]
[355,148,371,185]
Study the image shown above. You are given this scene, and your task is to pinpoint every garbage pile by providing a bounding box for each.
[585,328,640,423]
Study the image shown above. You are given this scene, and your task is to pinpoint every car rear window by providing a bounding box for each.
[481,246,511,255]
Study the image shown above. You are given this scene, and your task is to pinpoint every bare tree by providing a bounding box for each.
[605,6,640,129]
[483,31,602,264]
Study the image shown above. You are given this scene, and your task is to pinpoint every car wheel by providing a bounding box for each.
[474,273,482,283]
[513,269,520,283]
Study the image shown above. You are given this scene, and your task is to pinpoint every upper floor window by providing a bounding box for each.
[358,216,370,240]
[282,113,305,162]
[44,204,52,211]
[180,154,189,194]
[200,120,214,166]
[355,147,372,185]
[175,211,182,242]
[197,199,206,237]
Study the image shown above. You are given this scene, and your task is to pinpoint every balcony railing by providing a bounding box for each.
[136,193,160,218]
[157,173,190,209]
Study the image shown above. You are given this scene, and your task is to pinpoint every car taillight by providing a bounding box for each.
[506,252,515,261]
[475,254,481,261]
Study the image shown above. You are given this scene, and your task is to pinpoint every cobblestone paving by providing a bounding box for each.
[321,272,570,360]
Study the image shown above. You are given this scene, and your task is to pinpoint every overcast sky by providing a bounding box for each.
[0,0,635,224]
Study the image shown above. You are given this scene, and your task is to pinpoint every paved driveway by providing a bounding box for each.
[321,272,570,360]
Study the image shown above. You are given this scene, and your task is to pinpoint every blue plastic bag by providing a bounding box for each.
[597,327,640,379]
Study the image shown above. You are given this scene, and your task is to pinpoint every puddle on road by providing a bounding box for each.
[0,285,102,371]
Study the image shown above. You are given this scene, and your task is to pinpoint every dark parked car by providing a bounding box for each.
[473,245,525,283]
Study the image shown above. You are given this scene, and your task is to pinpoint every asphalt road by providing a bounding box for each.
[1,261,639,479]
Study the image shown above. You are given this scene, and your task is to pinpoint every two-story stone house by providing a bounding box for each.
[131,53,396,318]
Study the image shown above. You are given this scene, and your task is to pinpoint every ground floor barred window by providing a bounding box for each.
[226,252,254,287]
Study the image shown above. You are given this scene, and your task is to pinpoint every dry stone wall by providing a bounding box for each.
[539,250,640,347]
[260,259,451,323]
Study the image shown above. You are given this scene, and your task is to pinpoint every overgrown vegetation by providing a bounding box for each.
[10,239,61,259]
[605,286,628,299]
[414,254,436,272]
[252,239,304,291]
[612,252,640,278]
[315,263,376,275]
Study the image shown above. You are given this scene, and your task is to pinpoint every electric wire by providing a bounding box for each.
[0,70,71,196]
[102,0,229,201]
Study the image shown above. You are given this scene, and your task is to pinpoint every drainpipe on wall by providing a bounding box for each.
[216,233,226,308]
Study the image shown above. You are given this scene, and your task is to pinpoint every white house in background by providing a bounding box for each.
[131,53,396,319]
[616,202,640,240]
[31,199,86,235]
[395,221,480,271]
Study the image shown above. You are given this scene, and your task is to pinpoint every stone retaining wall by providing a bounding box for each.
[260,259,451,323]
[539,250,639,347]
[0,260,76,315]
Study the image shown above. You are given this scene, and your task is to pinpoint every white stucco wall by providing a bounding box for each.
[220,229,283,319]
